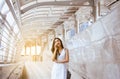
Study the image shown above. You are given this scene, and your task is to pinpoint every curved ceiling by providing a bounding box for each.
[14,0,92,41]
[7,0,117,44]
[4,0,118,44]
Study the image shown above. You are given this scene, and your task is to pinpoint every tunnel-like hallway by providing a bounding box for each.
[0,0,120,79]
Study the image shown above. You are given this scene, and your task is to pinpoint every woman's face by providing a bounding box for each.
[54,38,61,48]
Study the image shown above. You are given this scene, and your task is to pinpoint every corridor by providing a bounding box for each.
[0,0,120,79]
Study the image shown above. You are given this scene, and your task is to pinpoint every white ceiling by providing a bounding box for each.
[17,0,88,41]
[13,0,117,42]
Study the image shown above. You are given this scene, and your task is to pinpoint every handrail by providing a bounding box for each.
[108,0,120,7]
[7,62,24,79]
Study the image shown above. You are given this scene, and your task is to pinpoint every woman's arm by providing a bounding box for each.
[55,49,69,63]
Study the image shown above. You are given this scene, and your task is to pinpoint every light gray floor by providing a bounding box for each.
[24,61,52,79]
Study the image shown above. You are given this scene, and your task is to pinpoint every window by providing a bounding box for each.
[6,12,15,26]
[0,1,22,63]
[1,3,9,15]
[79,22,89,32]
[14,24,19,34]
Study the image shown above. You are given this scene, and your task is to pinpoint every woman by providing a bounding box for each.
[51,38,69,79]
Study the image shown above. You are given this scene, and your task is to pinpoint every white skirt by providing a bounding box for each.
[51,62,67,79]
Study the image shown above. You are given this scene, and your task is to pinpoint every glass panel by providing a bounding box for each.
[0,0,5,13]
[7,52,11,62]
[0,47,3,62]
[3,27,9,35]
[21,47,25,55]
[1,27,10,61]
[6,12,15,26]
[8,50,12,62]
[5,22,11,30]
[1,41,7,48]
[14,24,19,34]
[17,33,21,39]
[0,21,3,52]
[2,28,9,43]
[0,0,4,6]
[7,35,15,62]
[79,22,89,32]
[0,55,2,61]
[1,3,9,14]
[26,47,30,55]
[36,46,41,55]
[12,49,16,61]
[31,46,35,55]
[0,1,22,63]
[0,15,2,19]
[1,40,6,60]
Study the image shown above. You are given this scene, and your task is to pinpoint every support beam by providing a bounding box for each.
[16,0,21,14]
[91,0,97,22]
[21,0,91,14]
[5,0,18,25]
[5,0,24,41]
[0,0,5,11]
[16,0,22,23]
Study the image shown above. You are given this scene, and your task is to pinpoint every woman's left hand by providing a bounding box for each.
[54,60,59,63]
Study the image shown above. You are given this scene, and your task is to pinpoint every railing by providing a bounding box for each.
[7,62,24,79]
[108,0,120,7]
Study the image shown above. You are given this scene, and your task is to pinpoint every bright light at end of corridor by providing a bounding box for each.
[21,46,41,56]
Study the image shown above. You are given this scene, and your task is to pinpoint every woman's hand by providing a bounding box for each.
[54,60,60,63]
[54,49,69,63]
[54,60,58,63]
[52,42,58,61]
[54,42,58,50]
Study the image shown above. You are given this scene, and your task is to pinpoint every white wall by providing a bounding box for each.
[66,1,120,79]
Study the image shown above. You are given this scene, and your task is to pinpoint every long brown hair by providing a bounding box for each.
[51,38,64,54]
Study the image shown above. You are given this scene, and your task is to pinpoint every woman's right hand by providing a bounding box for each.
[54,42,58,50]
